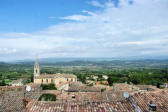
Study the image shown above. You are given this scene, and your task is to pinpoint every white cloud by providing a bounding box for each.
[48,16,58,19]
[59,15,89,21]
[90,1,104,7]
[0,48,17,54]
[0,0,168,61]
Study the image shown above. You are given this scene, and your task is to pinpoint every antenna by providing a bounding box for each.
[125,92,141,112]
[123,92,130,99]
[26,85,31,92]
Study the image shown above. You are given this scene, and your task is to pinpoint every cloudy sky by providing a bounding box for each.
[0,0,168,61]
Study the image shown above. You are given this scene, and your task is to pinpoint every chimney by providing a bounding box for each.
[149,101,156,112]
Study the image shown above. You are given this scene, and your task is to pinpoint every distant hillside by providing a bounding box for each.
[5,59,168,69]
[0,62,6,64]
[0,62,32,71]
[9,55,168,64]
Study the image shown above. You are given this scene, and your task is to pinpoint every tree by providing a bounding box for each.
[128,74,140,85]
[77,74,86,84]
[120,77,128,83]
[107,77,114,86]
[39,94,56,101]
[107,76,120,86]
[40,84,57,90]
[98,75,103,79]
[0,79,6,86]
[101,88,106,92]
[31,75,34,82]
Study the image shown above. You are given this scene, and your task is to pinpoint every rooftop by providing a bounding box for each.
[34,73,77,79]
[26,100,136,112]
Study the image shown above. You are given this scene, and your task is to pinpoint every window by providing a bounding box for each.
[46,79,48,83]
[51,79,53,83]
[42,79,43,83]
[72,95,75,99]
[17,88,22,91]
[67,79,68,81]
[71,79,73,82]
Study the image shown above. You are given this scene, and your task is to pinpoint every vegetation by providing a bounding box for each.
[0,79,6,86]
[38,93,56,101]
[101,88,106,92]
[40,84,57,90]
[87,83,93,86]
[0,60,167,87]
[0,63,33,86]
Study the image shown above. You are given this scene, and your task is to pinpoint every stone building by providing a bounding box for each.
[33,57,77,90]
[102,75,108,80]
[10,79,24,86]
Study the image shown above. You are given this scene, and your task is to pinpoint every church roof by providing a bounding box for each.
[53,73,77,78]
[34,73,77,79]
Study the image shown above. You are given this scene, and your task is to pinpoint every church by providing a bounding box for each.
[33,57,77,90]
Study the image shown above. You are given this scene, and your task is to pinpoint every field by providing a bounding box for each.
[0,59,168,86]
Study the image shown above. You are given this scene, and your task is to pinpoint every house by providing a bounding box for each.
[96,81,108,85]
[103,75,108,80]
[164,83,168,88]
[92,76,98,80]
[11,79,24,86]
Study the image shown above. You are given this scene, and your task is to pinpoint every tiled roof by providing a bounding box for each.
[0,91,41,112]
[26,101,136,112]
[25,90,168,112]
[69,82,101,92]
[1,84,168,112]
[132,90,168,112]
[34,73,77,79]
[136,85,154,90]
[0,91,25,112]
[96,81,109,85]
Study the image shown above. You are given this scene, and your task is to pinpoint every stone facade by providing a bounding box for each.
[33,58,77,90]
[34,57,40,77]
[34,74,77,85]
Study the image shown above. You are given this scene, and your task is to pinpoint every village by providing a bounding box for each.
[0,0,168,111]
[0,59,168,112]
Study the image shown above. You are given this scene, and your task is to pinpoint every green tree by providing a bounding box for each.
[39,94,56,101]
[41,84,57,90]
[107,77,118,86]
[0,79,6,86]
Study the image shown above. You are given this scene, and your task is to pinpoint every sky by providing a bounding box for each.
[0,0,168,61]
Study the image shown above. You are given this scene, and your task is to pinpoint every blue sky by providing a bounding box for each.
[0,0,100,32]
[0,0,168,61]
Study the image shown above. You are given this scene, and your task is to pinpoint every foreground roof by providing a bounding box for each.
[26,101,136,112]
[132,90,168,112]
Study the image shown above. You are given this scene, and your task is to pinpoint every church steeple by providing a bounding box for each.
[34,56,40,77]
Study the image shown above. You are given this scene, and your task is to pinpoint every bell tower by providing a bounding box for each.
[34,56,40,77]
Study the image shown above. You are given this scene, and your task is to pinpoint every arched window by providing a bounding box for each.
[51,79,53,83]
[42,79,43,83]
[46,79,48,83]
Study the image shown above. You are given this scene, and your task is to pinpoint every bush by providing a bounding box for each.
[101,88,106,92]
[40,83,57,90]
[39,93,56,101]
[0,79,6,86]
[107,76,120,86]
